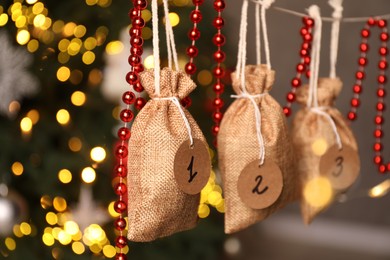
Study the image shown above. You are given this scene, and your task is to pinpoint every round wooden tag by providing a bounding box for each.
[174,138,211,195]
[319,144,360,190]
[237,160,283,209]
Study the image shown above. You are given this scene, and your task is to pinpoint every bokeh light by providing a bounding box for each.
[81,167,96,183]
[56,109,70,125]
[90,147,106,162]
[11,161,24,176]
[303,176,333,208]
[58,169,72,184]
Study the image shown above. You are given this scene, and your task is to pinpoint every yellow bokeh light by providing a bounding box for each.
[58,52,70,64]
[64,221,79,236]
[81,167,96,183]
[74,25,87,38]
[108,201,120,218]
[303,176,333,208]
[63,22,77,37]
[368,179,390,198]
[27,109,40,125]
[42,233,55,246]
[5,237,16,251]
[53,196,67,212]
[90,244,102,254]
[68,137,82,152]
[88,69,103,86]
[207,191,222,206]
[311,138,328,156]
[98,0,112,7]
[58,169,72,184]
[84,224,106,244]
[72,241,85,255]
[33,14,45,27]
[68,40,82,56]
[40,195,52,209]
[141,9,152,22]
[57,66,71,82]
[46,212,58,225]
[20,222,32,236]
[84,37,97,50]
[197,70,213,86]
[198,204,210,218]
[27,39,39,53]
[13,225,23,238]
[167,12,180,27]
[142,27,152,40]
[11,162,24,176]
[32,2,44,14]
[0,13,9,26]
[86,0,99,6]
[216,199,225,213]
[69,70,83,85]
[103,245,116,258]
[105,41,124,55]
[16,30,30,45]
[26,0,38,4]
[144,55,155,69]
[58,230,72,245]
[56,109,70,125]
[58,39,70,52]
[90,147,106,162]
[15,15,27,28]
[52,20,64,34]
[82,51,95,65]
[71,91,86,106]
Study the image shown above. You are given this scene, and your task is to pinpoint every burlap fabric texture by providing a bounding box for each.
[218,64,296,234]
[127,68,208,242]
[291,77,359,225]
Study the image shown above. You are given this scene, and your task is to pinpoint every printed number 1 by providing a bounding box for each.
[187,156,198,183]
[332,156,344,177]
[252,175,269,195]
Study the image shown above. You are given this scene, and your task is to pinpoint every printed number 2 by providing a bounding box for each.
[187,156,198,183]
[332,156,344,177]
[252,175,269,195]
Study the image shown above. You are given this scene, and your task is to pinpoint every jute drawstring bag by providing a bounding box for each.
[218,0,295,234]
[292,6,360,225]
[127,0,210,242]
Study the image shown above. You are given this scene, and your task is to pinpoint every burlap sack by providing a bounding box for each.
[292,77,359,225]
[218,64,296,234]
[127,68,207,242]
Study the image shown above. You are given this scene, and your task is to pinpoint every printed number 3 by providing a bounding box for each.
[332,156,344,177]
[252,175,269,195]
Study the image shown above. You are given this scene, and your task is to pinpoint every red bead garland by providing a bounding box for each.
[211,0,226,146]
[283,16,314,117]
[347,18,389,174]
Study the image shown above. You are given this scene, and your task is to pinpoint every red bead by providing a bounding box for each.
[359,57,368,66]
[306,70,311,78]
[131,46,143,56]
[114,183,127,196]
[304,56,311,65]
[387,163,390,171]
[116,253,127,260]
[213,0,225,11]
[126,71,139,85]
[378,19,387,28]
[378,75,387,84]
[134,0,147,9]
[380,32,389,42]
[360,43,369,52]
[303,17,314,27]
[193,0,205,4]
[212,111,223,122]
[188,28,200,41]
[180,96,192,108]
[301,42,311,50]
[132,17,145,29]
[367,18,376,26]
[135,97,146,110]
[379,164,387,173]
[300,28,309,36]
[128,55,141,66]
[377,88,386,97]
[355,71,365,80]
[213,97,224,108]
[377,102,385,111]
[300,49,309,57]
[122,91,136,104]
[116,236,127,248]
[213,33,225,46]
[118,127,131,140]
[128,8,139,20]
[375,115,384,125]
[213,66,225,78]
[353,84,362,94]
[114,200,127,214]
[374,129,383,138]
[133,81,144,92]
[114,164,127,177]
[213,17,224,29]
[116,145,128,159]
[379,60,388,70]
[348,111,357,121]
[374,155,383,165]
[296,63,306,73]
[132,64,144,74]
[129,27,142,37]
[379,47,388,55]
[190,10,202,23]
[213,50,226,63]
[185,62,197,75]
[374,142,383,151]
[115,217,127,231]
[303,33,312,42]
[212,125,220,135]
[286,92,296,102]
[351,98,360,107]
[186,46,198,58]
[130,36,144,47]
[283,107,291,117]
[213,83,224,94]
[120,109,134,123]
[361,28,370,38]
[291,77,301,88]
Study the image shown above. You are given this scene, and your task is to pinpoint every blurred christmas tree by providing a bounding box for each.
[0,0,233,259]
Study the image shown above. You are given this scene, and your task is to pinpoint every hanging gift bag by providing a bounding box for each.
[218,0,296,234]
[291,5,360,224]
[127,0,211,242]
